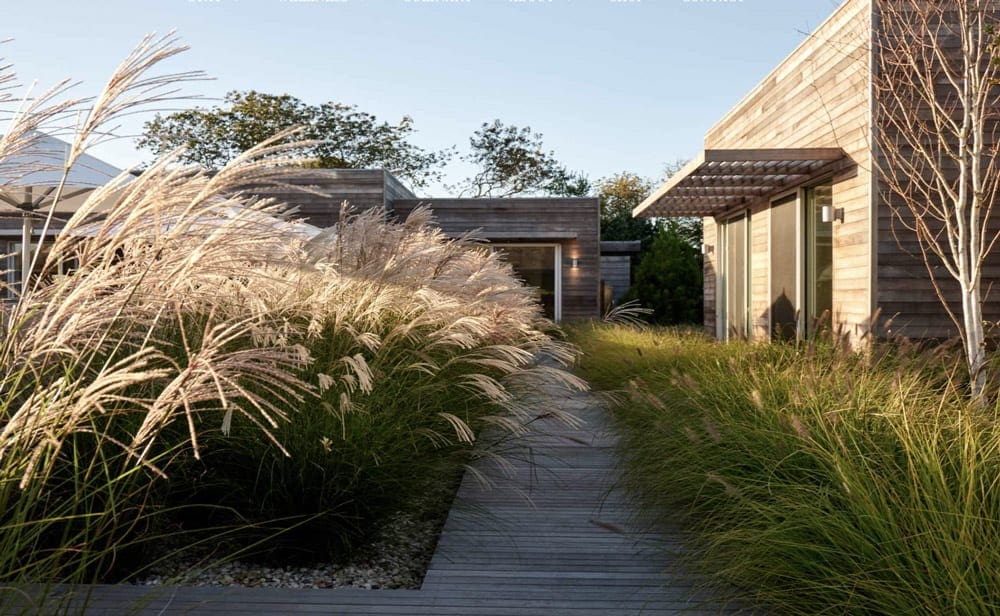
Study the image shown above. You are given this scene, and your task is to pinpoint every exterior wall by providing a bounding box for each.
[600,255,631,305]
[703,216,718,334]
[704,0,873,340]
[871,0,1000,339]
[392,198,601,320]
[384,172,418,205]
[251,169,398,227]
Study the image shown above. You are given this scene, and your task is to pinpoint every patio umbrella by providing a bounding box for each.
[0,131,123,286]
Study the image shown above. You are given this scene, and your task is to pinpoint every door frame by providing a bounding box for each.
[490,242,562,322]
[717,211,750,340]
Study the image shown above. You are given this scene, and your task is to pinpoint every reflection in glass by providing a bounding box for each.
[770,194,798,341]
[806,183,833,334]
[724,215,748,339]
[494,245,557,320]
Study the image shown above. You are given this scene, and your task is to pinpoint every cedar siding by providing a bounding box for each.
[702,0,873,340]
[871,0,1000,339]
[703,217,718,334]
[392,198,601,320]
[251,169,410,227]
[247,171,600,320]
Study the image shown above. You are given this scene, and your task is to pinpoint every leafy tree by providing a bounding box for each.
[597,172,658,244]
[545,170,592,198]
[622,222,704,325]
[597,165,701,247]
[597,166,703,322]
[138,90,449,190]
[454,120,586,197]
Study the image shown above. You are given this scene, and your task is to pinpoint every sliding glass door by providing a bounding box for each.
[492,244,561,321]
[770,194,798,341]
[721,213,749,339]
[805,183,833,335]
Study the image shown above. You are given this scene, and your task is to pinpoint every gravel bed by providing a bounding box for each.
[133,509,444,590]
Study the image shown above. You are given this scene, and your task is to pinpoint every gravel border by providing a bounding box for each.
[133,507,445,590]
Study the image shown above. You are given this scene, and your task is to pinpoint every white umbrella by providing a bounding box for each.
[0,131,124,285]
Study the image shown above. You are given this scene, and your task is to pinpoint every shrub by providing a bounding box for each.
[621,225,703,325]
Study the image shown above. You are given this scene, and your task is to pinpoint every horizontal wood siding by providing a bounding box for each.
[704,0,873,341]
[600,256,631,305]
[872,0,1000,339]
[250,169,390,228]
[384,172,417,204]
[392,199,601,320]
[703,217,718,334]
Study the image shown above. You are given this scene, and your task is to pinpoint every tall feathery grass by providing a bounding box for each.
[0,34,585,591]
[569,322,1000,615]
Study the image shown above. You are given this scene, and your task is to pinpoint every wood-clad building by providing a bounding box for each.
[260,169,602,320]
[599,240,642,310]
[393,198,601,321]
[635,0,998,342]
[249,169,415,227]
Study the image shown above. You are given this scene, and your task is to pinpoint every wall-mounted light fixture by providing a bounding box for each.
[570,258,580,268]
[701,244,714,255]
[821,205,845,224]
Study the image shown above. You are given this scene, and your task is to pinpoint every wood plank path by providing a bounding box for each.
[5,388,745,615]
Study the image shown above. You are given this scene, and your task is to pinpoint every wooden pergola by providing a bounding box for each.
[633,148,851,218]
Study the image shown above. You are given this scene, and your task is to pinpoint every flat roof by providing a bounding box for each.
[633,148,849,218]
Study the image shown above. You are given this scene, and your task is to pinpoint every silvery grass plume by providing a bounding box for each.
[0,140,328,487]
[0,32,586,497]
[0,34,322,490]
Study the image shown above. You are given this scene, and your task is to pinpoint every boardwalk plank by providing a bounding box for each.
[5,387,749,615]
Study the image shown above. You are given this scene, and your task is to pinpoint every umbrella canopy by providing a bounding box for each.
[0,131,125,287]
[0,131,125,217]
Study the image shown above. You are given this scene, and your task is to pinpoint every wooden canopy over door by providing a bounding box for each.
[632,148,849,218]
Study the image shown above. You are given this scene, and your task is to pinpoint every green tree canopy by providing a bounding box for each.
[454,120,588,197]
[138,90,449,190]
[596,171,658,244]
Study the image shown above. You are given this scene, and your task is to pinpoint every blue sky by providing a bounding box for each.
[4,0,843,194]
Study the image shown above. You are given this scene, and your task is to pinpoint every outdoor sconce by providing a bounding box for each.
[701,244,714,255]
[821,205,845,224]
[570,258,580,268]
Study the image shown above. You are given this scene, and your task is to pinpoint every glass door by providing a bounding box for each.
[492,244,561,321]
[805,183,833,335]
[722,214,749,339]
[770,194,799,340]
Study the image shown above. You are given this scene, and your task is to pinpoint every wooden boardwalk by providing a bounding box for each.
[5,389,744,615]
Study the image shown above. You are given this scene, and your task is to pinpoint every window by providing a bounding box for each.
[769,194,798,341]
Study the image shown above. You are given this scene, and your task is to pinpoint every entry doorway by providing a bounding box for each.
[492,243,562,321]
[719,213,749,339]
[765,181,834,340]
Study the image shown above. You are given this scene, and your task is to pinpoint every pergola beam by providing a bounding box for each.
[634,148,850,218]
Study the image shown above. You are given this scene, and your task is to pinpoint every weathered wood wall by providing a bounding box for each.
[383,172,418,206]
[392,198,601,320]
[600,256,631,305]
[249,169,405,227]
[872,0,1000,339]
[703,217,718,334]
[703,0,873,340]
